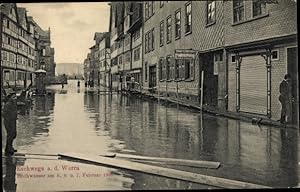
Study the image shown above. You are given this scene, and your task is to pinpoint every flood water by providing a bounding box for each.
[2,80,299,191]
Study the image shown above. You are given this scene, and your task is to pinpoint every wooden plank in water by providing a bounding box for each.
[111,153,220,169]
[59,153,270,189]
[14,152,57,157]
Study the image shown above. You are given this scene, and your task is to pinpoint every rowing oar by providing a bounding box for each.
[100,153,220,169]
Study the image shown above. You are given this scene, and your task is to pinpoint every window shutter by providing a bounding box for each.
[190,59,195,80]
[175,59,179,80]
[185,59,190,79]
[169,57,173,80]
[159,59,162,80]
[162,58,166,80]
[181,59,185,80]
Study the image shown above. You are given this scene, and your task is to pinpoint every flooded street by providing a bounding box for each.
[2,80,299,191]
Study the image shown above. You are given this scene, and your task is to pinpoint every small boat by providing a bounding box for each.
[16,89,33,106]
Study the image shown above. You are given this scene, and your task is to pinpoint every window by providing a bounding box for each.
[111,43,115,52]
[118,40,123,48]
[125,52,131,63]
[148,2,153,17]
[4,52,8,61]
[185,59,191,79]
[3,19,7,28]
[118,55,123,65]
[166,16,172,43]
[145,29,154,53]
[145,2,149,20]
[150,1,154,16]
[170,56,175,80]
[133,29,140,41]
[214,52,223,75]
[176,58,194,80]
[148,31,152,52]
[271,50,279,60]
[233,0,244,23]
[207,0,216,25]
[134,47,140,61]
[151,28,155,51]
[175,59,180,79]
[146,2,154,20]
[231,55,236,63]
[159,58,164,80]
[178,59,185,80]
[125,36,130,46]
[145,33,148,53]
[166,56,171,80]
[252,0,266,17]
[185,2,192,34]
[145,62,148,81]
[160,21,164,46]
[175,9,181,39]
[112,58,118,66]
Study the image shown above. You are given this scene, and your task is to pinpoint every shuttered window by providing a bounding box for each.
[170,56,175,80]
[189,59,195,80]
[175,59,180,80]
[162,58,166,80]
[240,55,267,115]
[159,58,164,80]
[166,56,171,80]
[176,58,194,81]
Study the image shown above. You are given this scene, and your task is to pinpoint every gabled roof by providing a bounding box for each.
[94,32,105,41]
[17,7,28,29]
[0,3,19,22]
[89,45,96,50]
[28,16,49,37]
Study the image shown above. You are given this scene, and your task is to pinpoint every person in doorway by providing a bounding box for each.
[85,81,87,88]
[3,91,18,155]
[279,74,292,124]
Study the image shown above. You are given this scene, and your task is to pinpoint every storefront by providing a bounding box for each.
[227,38,298,124]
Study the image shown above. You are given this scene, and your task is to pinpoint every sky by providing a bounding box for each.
[18,3,110,64]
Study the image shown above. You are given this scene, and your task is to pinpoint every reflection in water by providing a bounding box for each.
[2,80,298,190]
[3,157,17,192]
[14,94,55,151]
[279,128,298,186]
[86,93,298,188]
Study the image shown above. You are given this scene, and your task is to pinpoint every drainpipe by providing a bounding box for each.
[141,2,144,94]
[104,46,107,88]
[0,12,3,91]
[123,37,125,92]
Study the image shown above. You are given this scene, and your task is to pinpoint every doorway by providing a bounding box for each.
[287,47,298,125]
[202,53,218,106]
[149,65,157,93]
